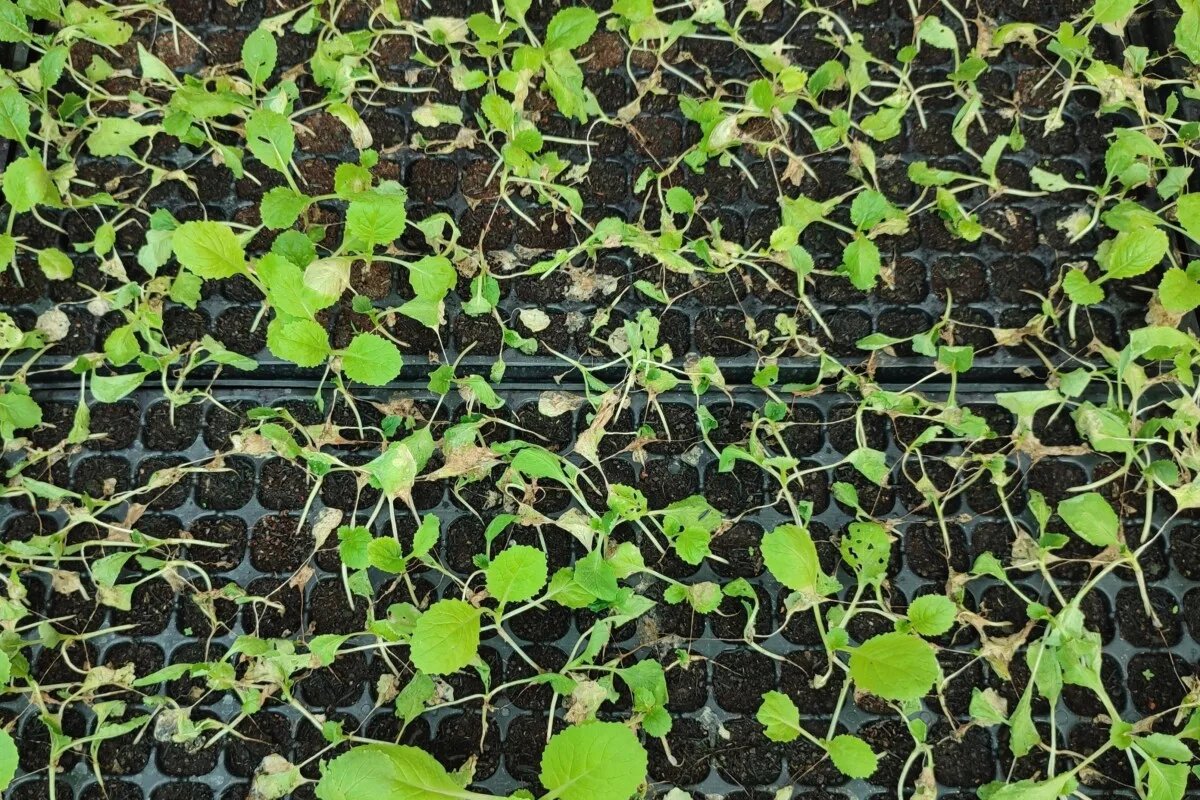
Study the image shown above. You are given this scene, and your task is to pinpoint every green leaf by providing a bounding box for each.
[0,391,40,438]
[1142,758,1188,800]
[849,632,939,701]
[338,526,372,570]
[246,109,294,174]
[665,186,694,215]
[367,537,406,573]
[0,0,29,42]
[847,446,889,485]
[346,188,408,247]
[3,155,54,213]
[242,26,277,87]
[406,255,456,300]
[1092,0,1138,23]
[617,660,669,719]
[907,594,957,636]
[511,446,569,485]
[104,324,140,367]
[850,189,891,230]
[987,774,1076,800]
[1177,0,1200,64]
[260,187,310,230]
[267,319,329,367]
[273,229,317,267]
[1057,492,1119,547]
[0,729,15,791]
[411,514,440,560]
[38,247,73,280]
[257,253,331,318]
[314,743,464,800]
[840,235,880,290]
[410,599,481,675]
[0,85,28,143]
[761,524,821,594]
[918,14,957,48]
[87,117,158,157]
[399,296,442,329]
[539,722,647,800]
[341,333,403,385]
[91,372,148,403]
[1029,167,1072,192]
[756,690,802,742]
[826,734,877,779]
[574,548,619,601]
[1009,689,1039,757]
[1062,269,1104,306]
[486,544,548,605]
[481,92,515,130]
[1158,267,1200,313]
[137,42,176,83]
[1137,732,1193,762]
[938,345,973,374]
[173,221,247,278]
[1097,227,1168,279]
[544,6,599,50]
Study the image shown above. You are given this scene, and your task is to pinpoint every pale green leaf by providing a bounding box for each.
[267,318,330,368]
[1098,227,1168,279]
[826,734,877,779]
[246,109,294,174]
[173,221,247,279]
[1057,492,1118,547]
[539,722,647,800]
[486,544,548,605]
[0,729,15,791]
[410,598,481,675]
[848,632,939,701]
[242,26,277,87]
[341,333,403,385]
[314,743,462,800]
[907,594,957,637]
[761,524,821,594]
[756,690,801,742]
[545,6,599,50]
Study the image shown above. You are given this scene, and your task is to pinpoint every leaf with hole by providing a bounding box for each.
[246,109,294,175]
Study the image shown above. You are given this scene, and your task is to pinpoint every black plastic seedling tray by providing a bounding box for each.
[4,2,1200,800]
[0,0,1171,386]
[2,382,1197,800]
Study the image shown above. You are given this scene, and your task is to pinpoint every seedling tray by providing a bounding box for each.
[0,0,1167,385]
[3,2,1199,799]
[2,382,1194,800]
